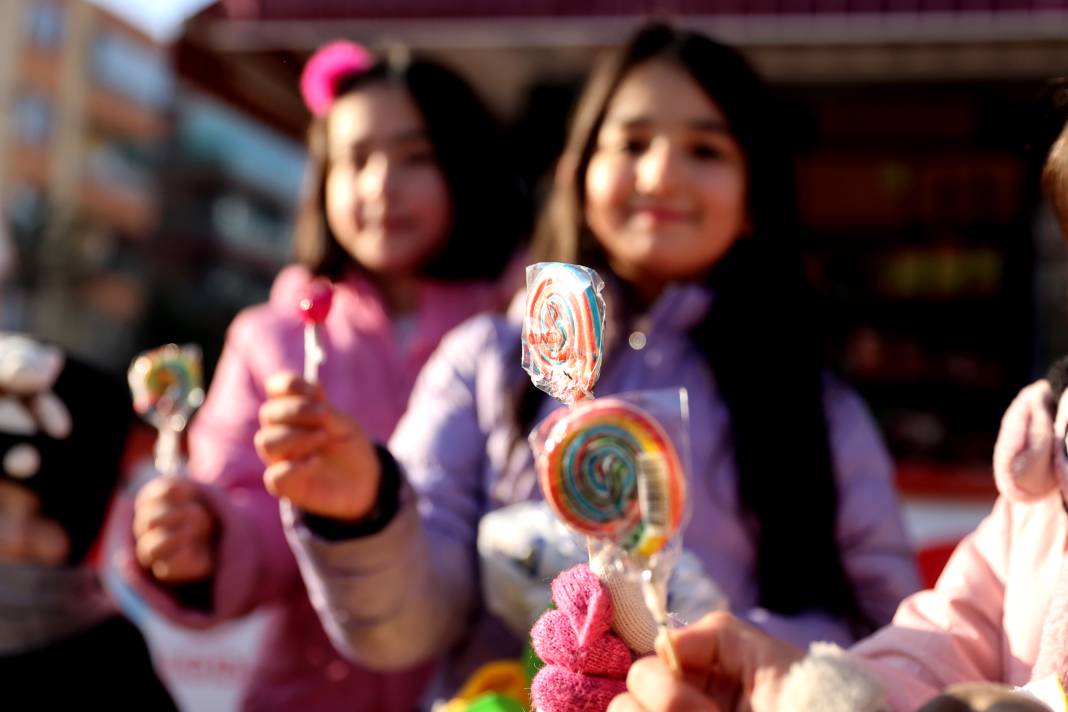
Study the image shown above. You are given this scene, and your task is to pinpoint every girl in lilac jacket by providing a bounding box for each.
[257,23,920,696]
[607,86,1068,712]
[120,43,528,711]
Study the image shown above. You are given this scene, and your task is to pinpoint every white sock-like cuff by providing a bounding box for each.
[778,642,890,712]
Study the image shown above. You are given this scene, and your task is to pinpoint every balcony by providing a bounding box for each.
[78,179,157,237]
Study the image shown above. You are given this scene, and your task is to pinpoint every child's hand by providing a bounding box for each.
[608,612,802,712]
[255,371,381,520]
[133,477,217,583]
[0,480,68,565]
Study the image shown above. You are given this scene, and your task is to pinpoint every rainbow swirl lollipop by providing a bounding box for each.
[538,397,686,557]
[128,344,204,429]
[522,262,606,404]
[128,344,205,476]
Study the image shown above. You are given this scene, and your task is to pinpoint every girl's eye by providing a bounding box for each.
[622,138,648,156]
[400,147,435,165]
[346,150,369,172]
[691,143,724,160]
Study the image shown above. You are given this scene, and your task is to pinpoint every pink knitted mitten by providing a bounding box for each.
[530,565,634,712]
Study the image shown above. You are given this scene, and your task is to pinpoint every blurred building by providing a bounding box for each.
[174,0,1068,481]
[0,0,304,374]
[0,0,170,363]
[137,86,304,376]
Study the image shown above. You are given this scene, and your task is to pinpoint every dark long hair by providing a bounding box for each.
[294,52,529,281]
[524,23,864,627]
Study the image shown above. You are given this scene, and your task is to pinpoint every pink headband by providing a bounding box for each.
[300,41,375,118]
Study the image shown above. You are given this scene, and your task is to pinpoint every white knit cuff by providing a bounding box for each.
[778,642,890,712]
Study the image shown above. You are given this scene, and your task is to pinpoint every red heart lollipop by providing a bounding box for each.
[298,279,334,324]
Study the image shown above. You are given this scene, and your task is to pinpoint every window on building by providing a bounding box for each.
[13,94,52,143]
[24,1,65,47]
[90,31,173,108]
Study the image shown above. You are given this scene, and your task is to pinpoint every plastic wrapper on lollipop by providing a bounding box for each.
[528,388,692,585]
[522,262,606,405]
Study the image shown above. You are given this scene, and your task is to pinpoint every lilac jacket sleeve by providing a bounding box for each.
[746,382,921,647]
[284,318,493,670]
[118,312,298,626]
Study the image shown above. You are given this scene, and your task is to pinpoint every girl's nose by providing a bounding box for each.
[358,153,397,199]
[635,139,682,196]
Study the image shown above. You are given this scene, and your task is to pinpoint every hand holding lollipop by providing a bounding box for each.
[128,344,205,477]
[297,279,334,384]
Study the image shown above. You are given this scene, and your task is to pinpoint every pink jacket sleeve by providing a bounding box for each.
[847,497,1011,711]
[118,312,298,627]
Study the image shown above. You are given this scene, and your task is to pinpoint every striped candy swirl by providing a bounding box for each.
[539,398,685,553]
[522,263,605,404]
[128,344,205,429]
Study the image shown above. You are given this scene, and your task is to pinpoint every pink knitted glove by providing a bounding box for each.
[530,564,634,712]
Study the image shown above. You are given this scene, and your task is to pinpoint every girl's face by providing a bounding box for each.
[325,85,452,277]
[584,60,748,293]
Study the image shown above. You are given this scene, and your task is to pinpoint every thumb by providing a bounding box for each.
[667,611,752,678]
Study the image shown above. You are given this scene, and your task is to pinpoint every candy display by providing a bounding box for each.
[537,397,686,558]
[297,279,334,384]
[127,344,204,476]
[522,262,605,404]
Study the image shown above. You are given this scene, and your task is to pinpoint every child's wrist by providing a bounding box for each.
[301,444,401,540]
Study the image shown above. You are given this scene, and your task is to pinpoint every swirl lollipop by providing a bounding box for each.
[537,395,688,672]
[538,397,686,558]
[522,263,606,404]
[128,344,205,477]
[297,279,334,384]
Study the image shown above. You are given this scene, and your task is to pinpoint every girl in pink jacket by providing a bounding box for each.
[120,42,528,711]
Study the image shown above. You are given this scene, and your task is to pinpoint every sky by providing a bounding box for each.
[85,0,217,42]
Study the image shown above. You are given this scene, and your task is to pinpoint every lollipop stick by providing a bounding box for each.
[303,324,323,384]
[154,428,182,478]
[641,567,681,676]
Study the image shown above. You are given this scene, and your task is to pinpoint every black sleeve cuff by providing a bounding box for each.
[171,579,214,612]
[301,444,402,541]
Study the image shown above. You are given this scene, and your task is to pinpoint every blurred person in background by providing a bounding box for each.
[0,332,175,709]
[120,41,529,711]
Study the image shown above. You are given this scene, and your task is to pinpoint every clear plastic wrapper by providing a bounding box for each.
[127,343,204,476]
[530,388,691,567]
[530,388,692,662]
[521,262,606,404]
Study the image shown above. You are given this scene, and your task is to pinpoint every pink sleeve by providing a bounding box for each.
[118,313,298,626]
[848,497,1011,711]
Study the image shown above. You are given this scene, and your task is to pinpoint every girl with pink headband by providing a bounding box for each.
[120,40,528,711]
